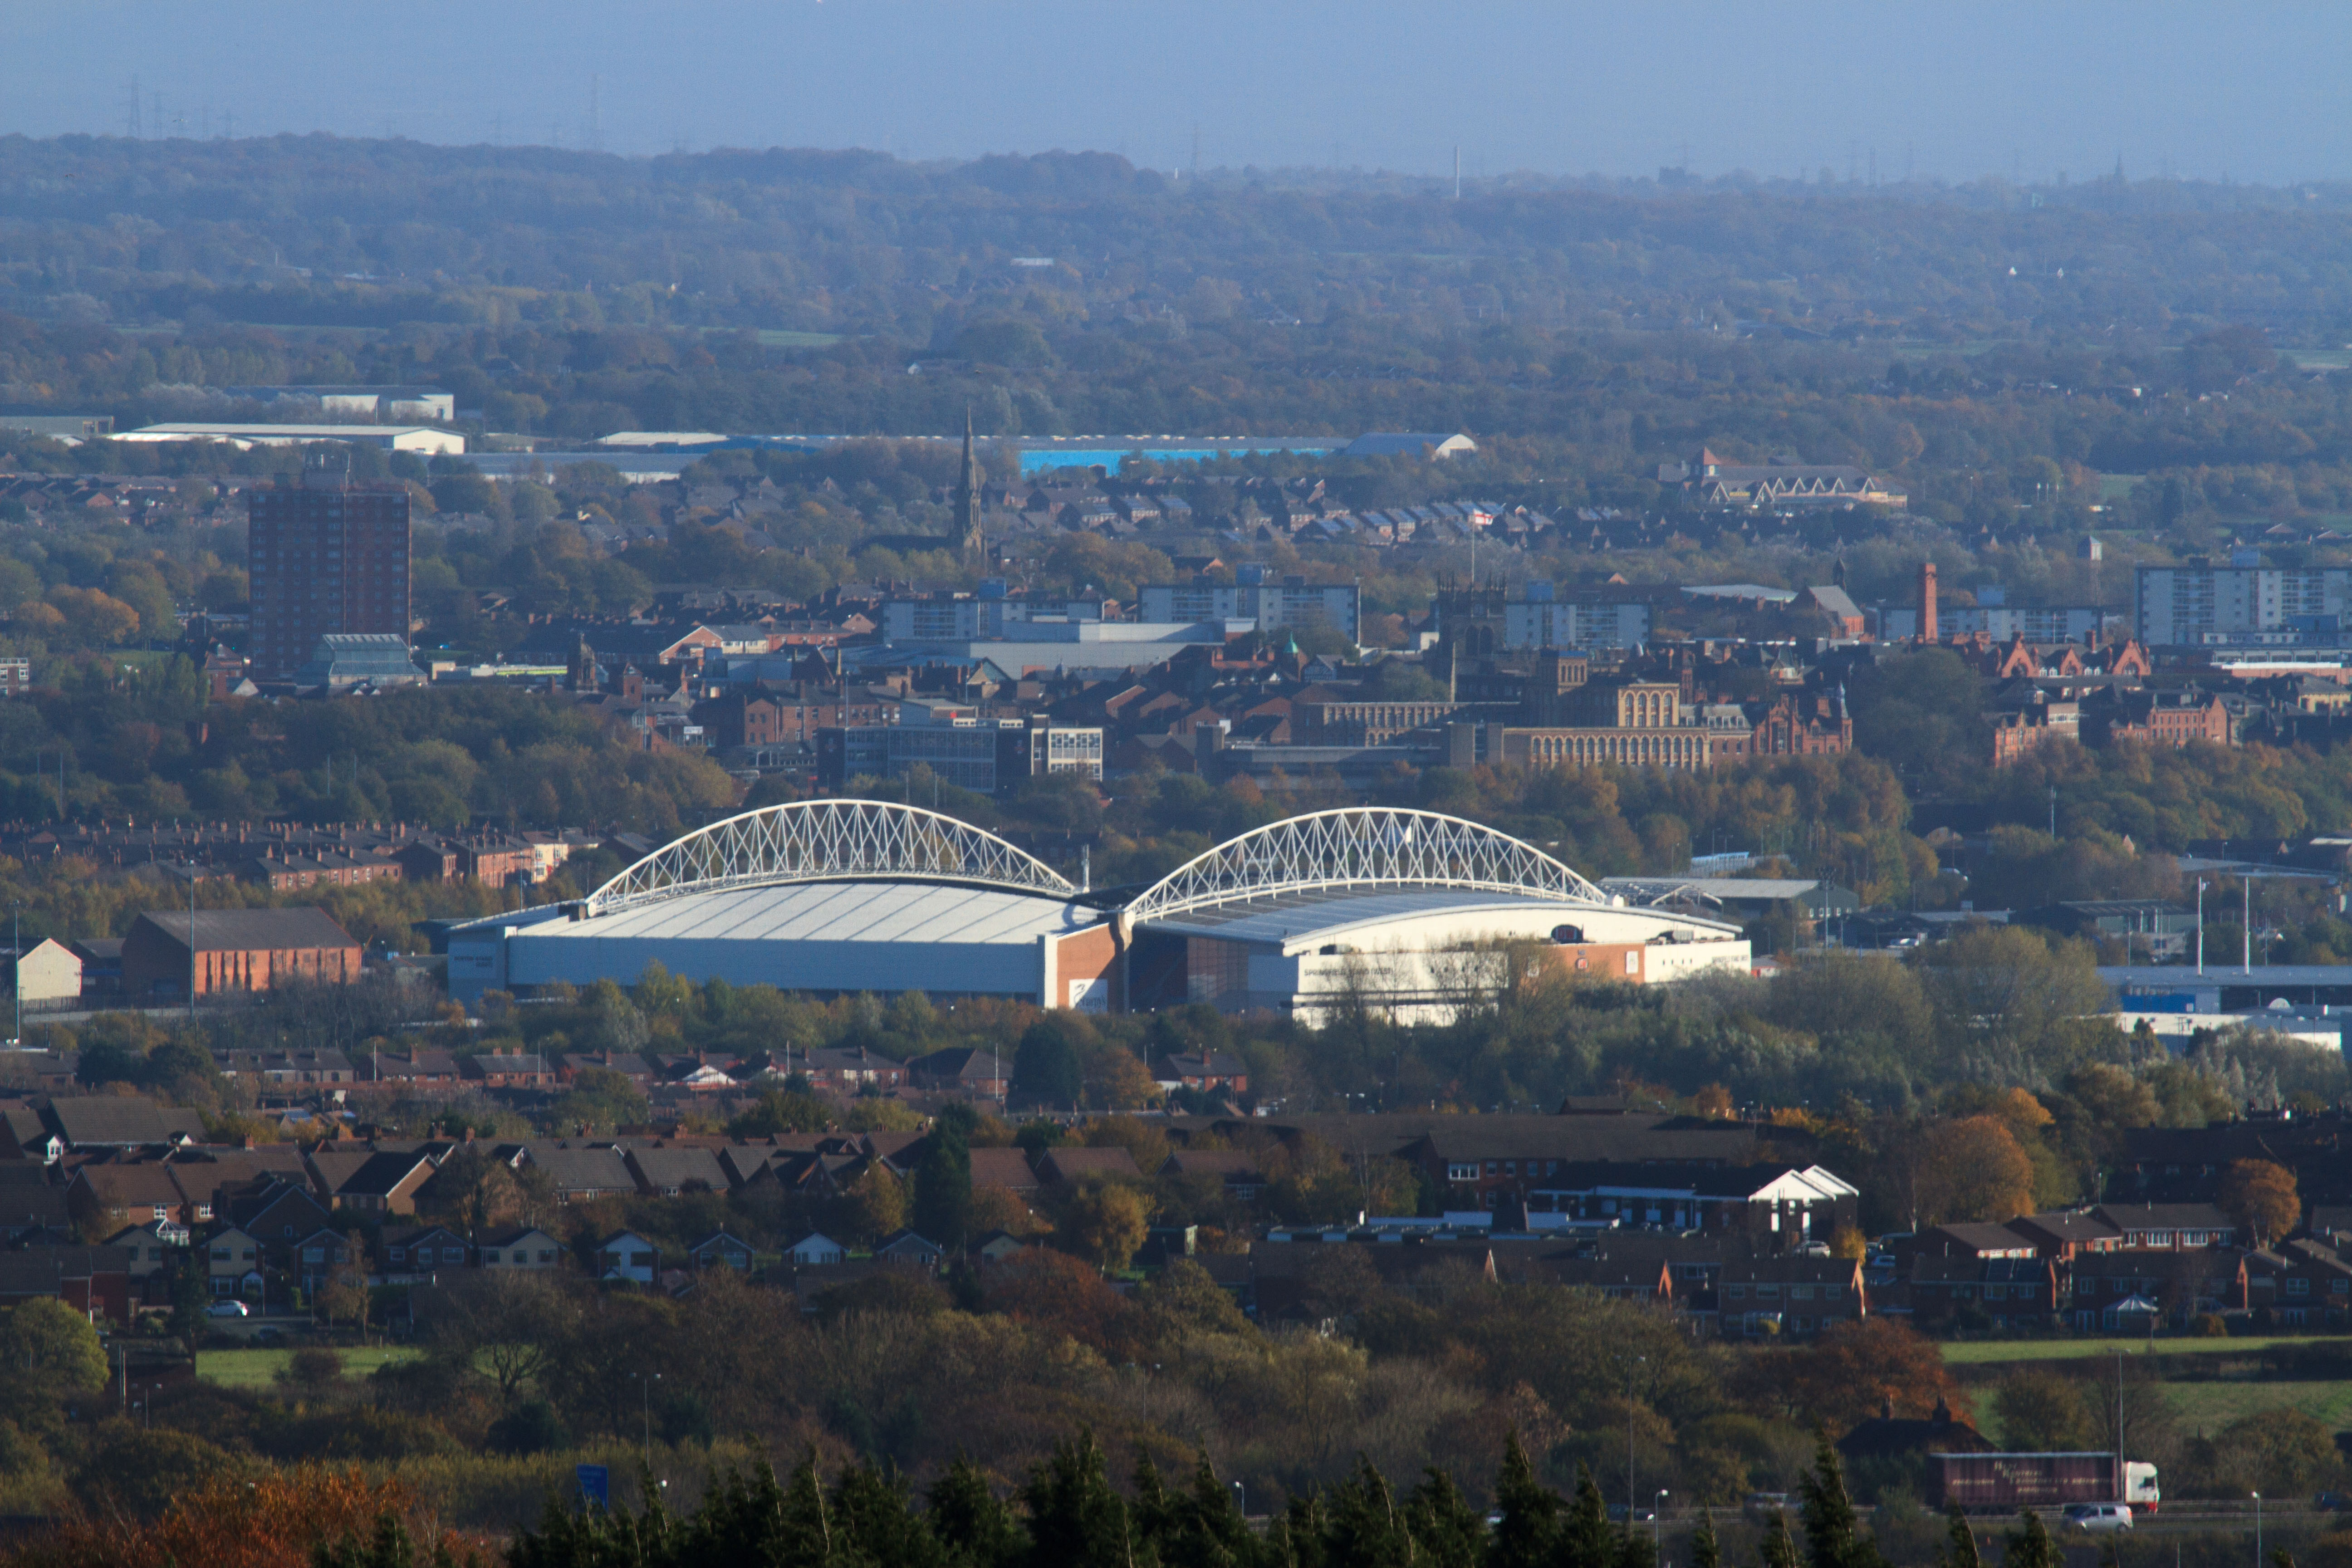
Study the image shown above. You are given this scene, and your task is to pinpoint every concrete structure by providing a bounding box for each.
[446,802,1745,1022]
[1882,604,2107,642]
[0,415,112,442]
[290,633,425,689]
[1138,573,1362,642]
[222,386,455,423]
[122,907,362,1000]
[1343,432,1478,460]
[118,423,465,454]
[248,465,413,677]
[817,717,1103,795]
[1504,587,1652,653]
[10,938,81,1012]
[853,618,1229,680]
[2136,564,2352,647]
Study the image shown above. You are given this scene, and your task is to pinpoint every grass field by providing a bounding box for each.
[198,1346,421,1389]
[696,326,842,349]
[2282,348,2352,371]
[2161,1378,2352,1432]
[1944,1337,2300,1365]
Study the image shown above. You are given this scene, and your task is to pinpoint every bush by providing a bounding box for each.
[486,1398,569,1456]
[274,1347,345,1395]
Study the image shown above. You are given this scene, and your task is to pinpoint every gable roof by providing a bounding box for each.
[626,1147,730,1194]
[967,1148,1041,1191]
[48,1098,202,1148]
[1038,1147,1141,1182]
[132,907,359,953]
[530,1146,635,1196]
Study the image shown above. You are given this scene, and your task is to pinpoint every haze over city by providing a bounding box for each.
[1,0,2347,185]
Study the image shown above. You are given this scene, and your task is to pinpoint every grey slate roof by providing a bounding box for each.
[132,907,359,953]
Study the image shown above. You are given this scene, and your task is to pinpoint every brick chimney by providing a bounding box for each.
[1918,560,1939,644]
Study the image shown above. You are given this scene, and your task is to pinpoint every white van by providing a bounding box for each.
[2063,1504,2132,1533]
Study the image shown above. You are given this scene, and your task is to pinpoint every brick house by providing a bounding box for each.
[1154,1051,1250,1096]
[461,1050,554,1088]
[206,1226,263,1296]
[67,1164,192,1231]
[2067,1245,2240,1328]
[478,1227,563,1270]
[2244,1241,2352,1326]
[1718,1256,1867,1338]
[906,1047,1010,1099]
[316,1149,439,1216]
[2003,1210,2125,1260]
[378,1225,470,1275]
[2090,1202,2239,1250]
[122,906,362,1000]
[1905,1255,2062,1329]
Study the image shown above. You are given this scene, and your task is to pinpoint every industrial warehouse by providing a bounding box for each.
[445,803,1750,1022]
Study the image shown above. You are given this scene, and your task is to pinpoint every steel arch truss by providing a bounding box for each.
[1123,808,1605,923]
[585,799,1074,915]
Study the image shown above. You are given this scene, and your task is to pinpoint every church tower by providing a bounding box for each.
[956,409,985,560]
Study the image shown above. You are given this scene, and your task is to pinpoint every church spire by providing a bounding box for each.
[957,408,985,561]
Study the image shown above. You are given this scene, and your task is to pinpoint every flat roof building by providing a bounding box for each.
[119,423,465,454]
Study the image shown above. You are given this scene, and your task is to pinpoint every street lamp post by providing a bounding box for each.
[1655,1490,1670,1568]
[1617,1353,1646,1516]
[2254,1492,2262,1568]
[633,1371,661,1460]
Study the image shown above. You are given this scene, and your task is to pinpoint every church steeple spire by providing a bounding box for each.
[957,408,985,561]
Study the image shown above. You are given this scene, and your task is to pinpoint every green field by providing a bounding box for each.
[1943,1337,2300,1365]
[198,1346,421,1389]
[2161,1378,2352,1431]
[698,326,843,349]
[2282,348,2352,371]
[2099,473,2144,501]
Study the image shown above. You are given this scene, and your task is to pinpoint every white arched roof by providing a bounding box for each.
[1122,807,1606,923]
[585,799,1074,916]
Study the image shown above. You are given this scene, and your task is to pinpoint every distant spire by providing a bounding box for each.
[957,408,985,560]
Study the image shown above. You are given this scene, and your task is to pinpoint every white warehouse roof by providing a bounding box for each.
[504,880,1098,999]
[118,423,467,454]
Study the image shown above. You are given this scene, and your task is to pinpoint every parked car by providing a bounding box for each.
[2063,1504,2132,1533]
[204,1300,250,1319]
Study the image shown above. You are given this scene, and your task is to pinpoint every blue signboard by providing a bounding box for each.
[577,1464,610,1509]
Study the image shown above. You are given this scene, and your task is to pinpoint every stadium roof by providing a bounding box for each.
[1140,887,1629,948]
[506,880,1096,996]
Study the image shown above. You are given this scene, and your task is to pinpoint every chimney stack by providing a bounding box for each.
[1919,561,1939,644]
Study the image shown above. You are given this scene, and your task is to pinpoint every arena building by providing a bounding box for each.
[445,802,1749,1022]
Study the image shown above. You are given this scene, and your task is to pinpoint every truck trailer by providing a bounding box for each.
[1932,1453,2159,1512]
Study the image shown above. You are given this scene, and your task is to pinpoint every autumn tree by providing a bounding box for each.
[2222,1159,2300,1245]
[1993,1367,2092,1450]
[1910,1115,2035,1225]
[1749,1319,1968,1435]
[317,1260,372,1343]
[1056,1180,1149,1270]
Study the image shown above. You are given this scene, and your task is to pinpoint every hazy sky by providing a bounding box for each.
[5,0,2347,186]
